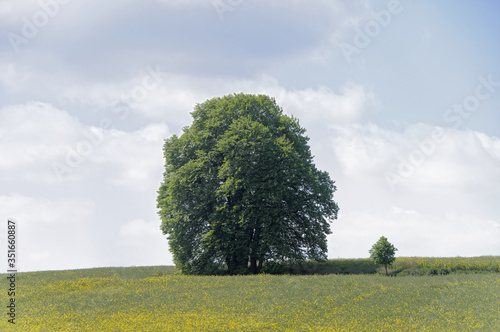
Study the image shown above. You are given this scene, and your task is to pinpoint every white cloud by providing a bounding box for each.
[0,0,38,21]
[329,123,500,193]
[55,71,376,129]
[118,219,173,266]
[330,123,402,177]
[119,219,160,243]
[474,131,500,162]
[0,194,97,271]
[135,73,375,126]
[0,194,93,226]
[91,123,169,191]
[396,128,500,192]
[0,102,170,189]
[0,103,82,182]
[27,250,50,262]
[391,206,417,215]
[0,63,30,90]
[276,82,378,125]
[329,209,500,258]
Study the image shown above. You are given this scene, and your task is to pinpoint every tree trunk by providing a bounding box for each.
[250,256,258,274]
[249,227,261,274]
[385,264,388,276]
[226,256,234,275]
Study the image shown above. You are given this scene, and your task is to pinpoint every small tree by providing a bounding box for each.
[369,236,397,276]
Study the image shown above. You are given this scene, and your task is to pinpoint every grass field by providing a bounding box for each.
[1,257,499,331]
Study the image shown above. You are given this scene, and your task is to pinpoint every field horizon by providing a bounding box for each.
[14,254,500,274]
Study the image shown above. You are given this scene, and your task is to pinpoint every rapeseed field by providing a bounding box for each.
[393,256,500,273]
[1,260,499,331]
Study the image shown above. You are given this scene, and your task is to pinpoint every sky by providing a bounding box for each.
[1,0,499,272]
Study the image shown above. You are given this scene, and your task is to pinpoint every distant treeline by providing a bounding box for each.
[261,256,500,276]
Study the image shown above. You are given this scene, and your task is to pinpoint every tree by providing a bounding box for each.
[157,93,339,275]
[369,236,398,276]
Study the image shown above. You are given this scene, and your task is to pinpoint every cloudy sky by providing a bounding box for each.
[1,0,499,272]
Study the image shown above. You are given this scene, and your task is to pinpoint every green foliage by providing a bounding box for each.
[262,258,378,275]
[369,236,398,275]
[157,93,339,275]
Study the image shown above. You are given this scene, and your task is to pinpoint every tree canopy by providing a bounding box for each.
[369,236,398,276]
[157,93,339,275]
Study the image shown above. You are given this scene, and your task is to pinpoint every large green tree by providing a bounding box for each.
[157,93,339,275]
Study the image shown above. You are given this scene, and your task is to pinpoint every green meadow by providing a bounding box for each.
[2,257,499,331]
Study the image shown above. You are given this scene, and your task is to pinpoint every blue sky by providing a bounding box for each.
[1,0,499,272]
